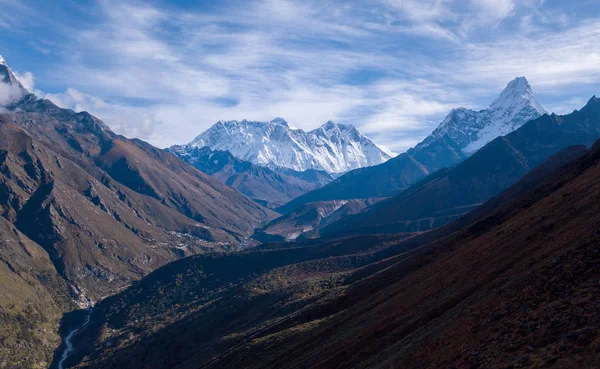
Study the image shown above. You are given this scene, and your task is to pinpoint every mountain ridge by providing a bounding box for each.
[168,145,333,207]
[278,77,546,213]
[317,96,600,238]
[187,118,393,173]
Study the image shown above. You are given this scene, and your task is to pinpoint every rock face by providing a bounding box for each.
[168,145,333,207]
[0,57,276,301]
[279,77,546,213]
[69,135,600,369]
[186,118,394,173]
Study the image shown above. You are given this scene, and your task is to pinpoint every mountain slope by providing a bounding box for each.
[188,118,393,173]
[279,77,546,213]
[0,57,276,300]
[168,145,333,206]
[0,216,75,369]
[320,97,600,237]
[70,136,600,369]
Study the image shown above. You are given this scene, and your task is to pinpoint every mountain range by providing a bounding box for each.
[272,96,600,240]
[186,118,394,173]
[278,77,546,213]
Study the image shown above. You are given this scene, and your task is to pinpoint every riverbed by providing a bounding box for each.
[56,307,93,369]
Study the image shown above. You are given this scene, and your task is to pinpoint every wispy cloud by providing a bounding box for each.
[1,0,600,152]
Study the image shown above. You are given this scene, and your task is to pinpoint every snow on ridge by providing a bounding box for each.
[187,119,393,173]
[489,77,546,114]
[0,55,6,66]
[416,77,546,155]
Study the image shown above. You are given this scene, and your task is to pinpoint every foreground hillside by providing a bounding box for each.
[68,137,600,367]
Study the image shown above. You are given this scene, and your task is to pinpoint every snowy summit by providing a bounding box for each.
[415,76,546,156]
[183,118,394,173]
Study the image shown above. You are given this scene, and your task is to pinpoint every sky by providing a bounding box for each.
[1,0,599,152]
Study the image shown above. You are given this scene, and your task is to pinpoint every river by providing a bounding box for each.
[57,307,93,369]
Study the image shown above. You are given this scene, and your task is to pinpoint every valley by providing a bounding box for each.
[1,3,600,366]
[40,91,600,369]
[67,136,600,368]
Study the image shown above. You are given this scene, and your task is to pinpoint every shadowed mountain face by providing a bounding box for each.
[168,145,333,207]
[0,61,276,301]
[319,97,600,237]
[277,77,546,214]
[68,135,600,368]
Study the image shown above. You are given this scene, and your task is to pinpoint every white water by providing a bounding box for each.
[57,307,92,369]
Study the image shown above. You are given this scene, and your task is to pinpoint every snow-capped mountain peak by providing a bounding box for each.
[316,120,353,137]
[414,77,546,160]
[270,117,298,130]
[321,120,344,129]
[489,77,544,113]
[186,119,393,173]
[464,77,546,153]
[0,56,30,104]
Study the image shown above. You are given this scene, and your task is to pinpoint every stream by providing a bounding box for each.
[57,307,93,369]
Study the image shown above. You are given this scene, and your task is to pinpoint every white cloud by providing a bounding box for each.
[13,71,34,91]
[0,67,26,106]
[0,81,24,106]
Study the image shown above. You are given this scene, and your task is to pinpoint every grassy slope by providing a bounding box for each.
[0,217,75,369]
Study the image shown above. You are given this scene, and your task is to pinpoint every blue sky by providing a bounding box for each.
[1,0,599,151]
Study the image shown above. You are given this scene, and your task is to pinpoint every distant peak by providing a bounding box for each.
[0,54,30,99]
[188,116,392,172]
[582,95,600,111]
[270,117,287,125]
[269,117,298,129]
[503,76,530,93]
[490,76,546,114]
[497,77,531,98]
[322,120,352,129]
